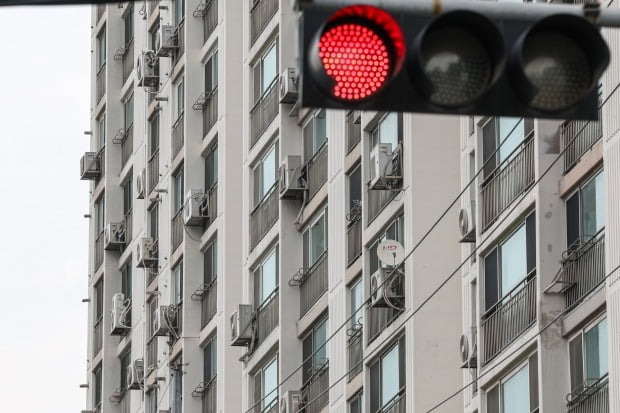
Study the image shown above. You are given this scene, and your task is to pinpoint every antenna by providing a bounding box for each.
[376,239,405,267]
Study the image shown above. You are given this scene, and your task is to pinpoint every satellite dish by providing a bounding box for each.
[377,239,405,266]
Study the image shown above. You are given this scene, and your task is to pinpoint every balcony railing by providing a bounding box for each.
[173,22,185,66]
[347,327,363,381]
[250,0,278,45]
[299,253,328,317]
[124,211,132,244]
[121,126,133,168]
[202,378,217,413]
[301,363,329,413]
[561,108,602,173]
[256,289,279,346]
[122,40,134,85]
[93,317,103,355]
[481,274,537,364]
[202,0,218,42]
[346,208,362,267]
[148,150,159,194]
[172,113,184,159]
[367,148,402,224]
[346,111,361,153]
[203,88,218,137]
[201,279,217,328]
[146,338,158,373]
[379,389,406,413]
[567,375,609,413]
[250,80,278,148]
[96,63,106,103]
[368,271,404,343]
[249,184,279,250]
[172,209,183,252]
[95,232,104,270]
[304,141,328,201]
[561,231,606,309]
[481,136,535,231]
[96,2,105,21]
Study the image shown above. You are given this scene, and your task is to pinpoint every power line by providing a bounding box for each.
[246,117,527,412]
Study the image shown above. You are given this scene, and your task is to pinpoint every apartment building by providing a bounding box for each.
[81,1,467,413]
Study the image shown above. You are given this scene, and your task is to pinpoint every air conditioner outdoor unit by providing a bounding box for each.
[111,293,130,335]
[280,390,302,413]
[183,189,208,226]
[369,143,394,190]
[370,267,402,308]
[137,50,159,88]
[460,327,478,368]
[458,200,476,243]
[80,152,101,180]
[279,155,305,199]
[136,169,146,199]
[104,222,126,251]
[127,359,144,390]
[136,237,158,268]
[279,68,298,104]
[153,305,177,336]
[155,25,178,57]
[230,304,254,346]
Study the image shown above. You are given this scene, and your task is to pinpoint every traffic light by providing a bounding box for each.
[299,4,610,119]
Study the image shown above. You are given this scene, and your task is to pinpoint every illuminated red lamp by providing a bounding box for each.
[310,5,405,102]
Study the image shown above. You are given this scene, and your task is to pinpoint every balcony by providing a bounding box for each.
[96,2,105,21]
[93,317,103,355]
[346,111,361,153]
[368,271,404,343]
[481,136,535,231]
[172,113,184,159]
[205,183,218,228]
[121,126,133,168]
[567,375,609,413]
[200,279,217,329]
[249,184,279,250]
[346,205,362,267]
[148,150,159,194]
[202,0,218,42]
[201,378,217,413]
[296,253,328,317]
[481,274,537,364]
[95,147,105,186]
[379,389,406,413]
[560,231,605,309]
[95,232,104,270]
[250,80,278,148]
[202,88,218,137]
[174,302,183,338]
[304,141,328,201]
[147,241,159,285]
[347,326,363,381]
[173,22,185,66]
[122,40,134,85]
[146,338,158,373]
[301,362,329,413]
[124,211,132,244]
[96,63,106,104]
[367,148,402,224]
[256,289,279,346]
[561,108,602,173]
[250,0,278,46]
[172,209,183,252]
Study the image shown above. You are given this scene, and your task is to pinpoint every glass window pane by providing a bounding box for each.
[262,147,276,195]
[314,319,328,365]
[585,318,608,381]
[351,279,363,326]
[595,173,605,233]
[262,44,277,93]
[582,172,605,238]
[502,365,530,413]
[499,117,524,163]
[381,345,400,405]
[379,113,398,149]
[263,359,278,407]
[310,214,326,264]
[500,225,527,296]
[261,250,277,301]
[125,94,134,129]
[314,110,327,151]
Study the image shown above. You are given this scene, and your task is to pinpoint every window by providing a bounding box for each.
[149,114,159,157]
[204,335,217,383]
[370,336,405,412]
[173,262,183,306]
[486,353,539,413]
[120,350,131,390]
[252,143,278,206]
[95,196,105,235]
[124,5,133,45]
[482,117,534,178]
[349,392,364,413]
[97,28,106,70]
[94,280,104,324]
[348,165,362,213]
[303,109,327,163]
[303,211,327,270]
[176,78,185,119]
[346,110,362,150]
[94,365,102,409]
[204,239,217,285]
[254,357,278,410]
[205,51,218,93]
[124,93,134,131]
[205,144,218,190]
[350,278,363,327]
[149,204,159,241]
[174,0,185,26]
[253,248,278,307]
[147,389,157,413]
[97,114,106,150]
[468,116,475,136]
[123,177,132,217]
[171,356,183,413]
[566,171,605,249]
[173,169,185,214]
[122,260,132,310]
[370,113,401,150]
[484,212,536,312]
[302,317,329,383]
[569,317,608,394]
[252,42,278,105]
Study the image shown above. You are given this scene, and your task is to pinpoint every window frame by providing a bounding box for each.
[252,40,278,106]
[302,316,329,383]
[253,247,279,308]
[302,109,327,163]
[123,92,134,131]
[369,112,402,150]
[303,209,328,270]
[252,142,278,208]
[172,261,184,306]
[205,49,218,94]
[568,315,609,395]
[486,352,539,413]
[204,143,218,191]
[96,27,106,70]
[254,355,279,410]
[173,168,185,214]
[565,169,605,250]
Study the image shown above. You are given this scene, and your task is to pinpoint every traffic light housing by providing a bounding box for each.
[299,4,609,119]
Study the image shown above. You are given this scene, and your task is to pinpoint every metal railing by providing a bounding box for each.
[148,150,159,194]
[561,231,606,309]
[347,327,363,381]
[346,111,361,153]
[258,399,279,413]
[124,211,132,244]
[172,209,183,252]
[250,80,278,148]
[202,378,217,413]
[201,279,217,328]
[379,389,406,413]
[172,113,184,159]
[305,141,328,200]
[368,272,404,343]
[346,213,362,267]
[203,88,218,137]
[96,64,106,103]
[481,274,537,364]
[301,363,329,413]
[146,338,158,373]
[250,0,278,45]
[173,22,185,65]
[567,375,609,413]
[300,253,328,317]
[256,289,279,346]
[249,184,279,250]
[95,232,104,270]
[481,136,535,231]
[561,108,602,173]
[93,317,103,355]
[122,40,134,85]
[121,126,133,168]
[96,2,105,21]
[203,0,218,42]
